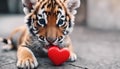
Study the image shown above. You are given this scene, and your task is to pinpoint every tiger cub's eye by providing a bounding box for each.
[38,19,46,26]
[57,19,64,26]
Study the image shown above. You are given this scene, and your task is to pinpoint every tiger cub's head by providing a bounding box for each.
[22,0,80,46]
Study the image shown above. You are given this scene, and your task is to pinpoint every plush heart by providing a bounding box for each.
[48,46,70,66]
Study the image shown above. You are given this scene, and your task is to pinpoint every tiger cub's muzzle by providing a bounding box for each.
[46,37,57,44]
[46,36,64,45]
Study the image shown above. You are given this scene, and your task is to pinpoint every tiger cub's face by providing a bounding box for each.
[24,0,80,46]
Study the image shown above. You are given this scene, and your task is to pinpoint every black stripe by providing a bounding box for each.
[23,4,26,7]
[3,39,8,44]
[41,2,47,9]
[29,28,36,36]
[69,20,72,28]
[26,16,32,27]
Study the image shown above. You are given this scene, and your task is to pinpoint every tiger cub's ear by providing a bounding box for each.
[22,0,38,15]
[66,0,80,15]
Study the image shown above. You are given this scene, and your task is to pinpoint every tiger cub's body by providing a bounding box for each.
[1,0,80,68]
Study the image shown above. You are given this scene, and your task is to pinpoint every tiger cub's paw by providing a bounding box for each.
[17,47,38,69]
[68,52,77,62]
[17,56,38,69]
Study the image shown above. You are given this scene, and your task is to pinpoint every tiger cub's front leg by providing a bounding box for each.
[17,46,38,68]
[65,36,77,62]
[16,29,38,68]
[67,44,77,62]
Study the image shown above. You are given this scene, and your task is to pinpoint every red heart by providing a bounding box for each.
[48,46,70,66]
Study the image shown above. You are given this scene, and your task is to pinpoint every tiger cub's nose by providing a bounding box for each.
[46,37,56,43]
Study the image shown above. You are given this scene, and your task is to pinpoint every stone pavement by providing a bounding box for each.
[0,15,120,69]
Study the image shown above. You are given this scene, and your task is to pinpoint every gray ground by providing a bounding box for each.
[0,15,120,69]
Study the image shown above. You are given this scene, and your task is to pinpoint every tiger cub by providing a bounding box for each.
[0,0,80,68]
